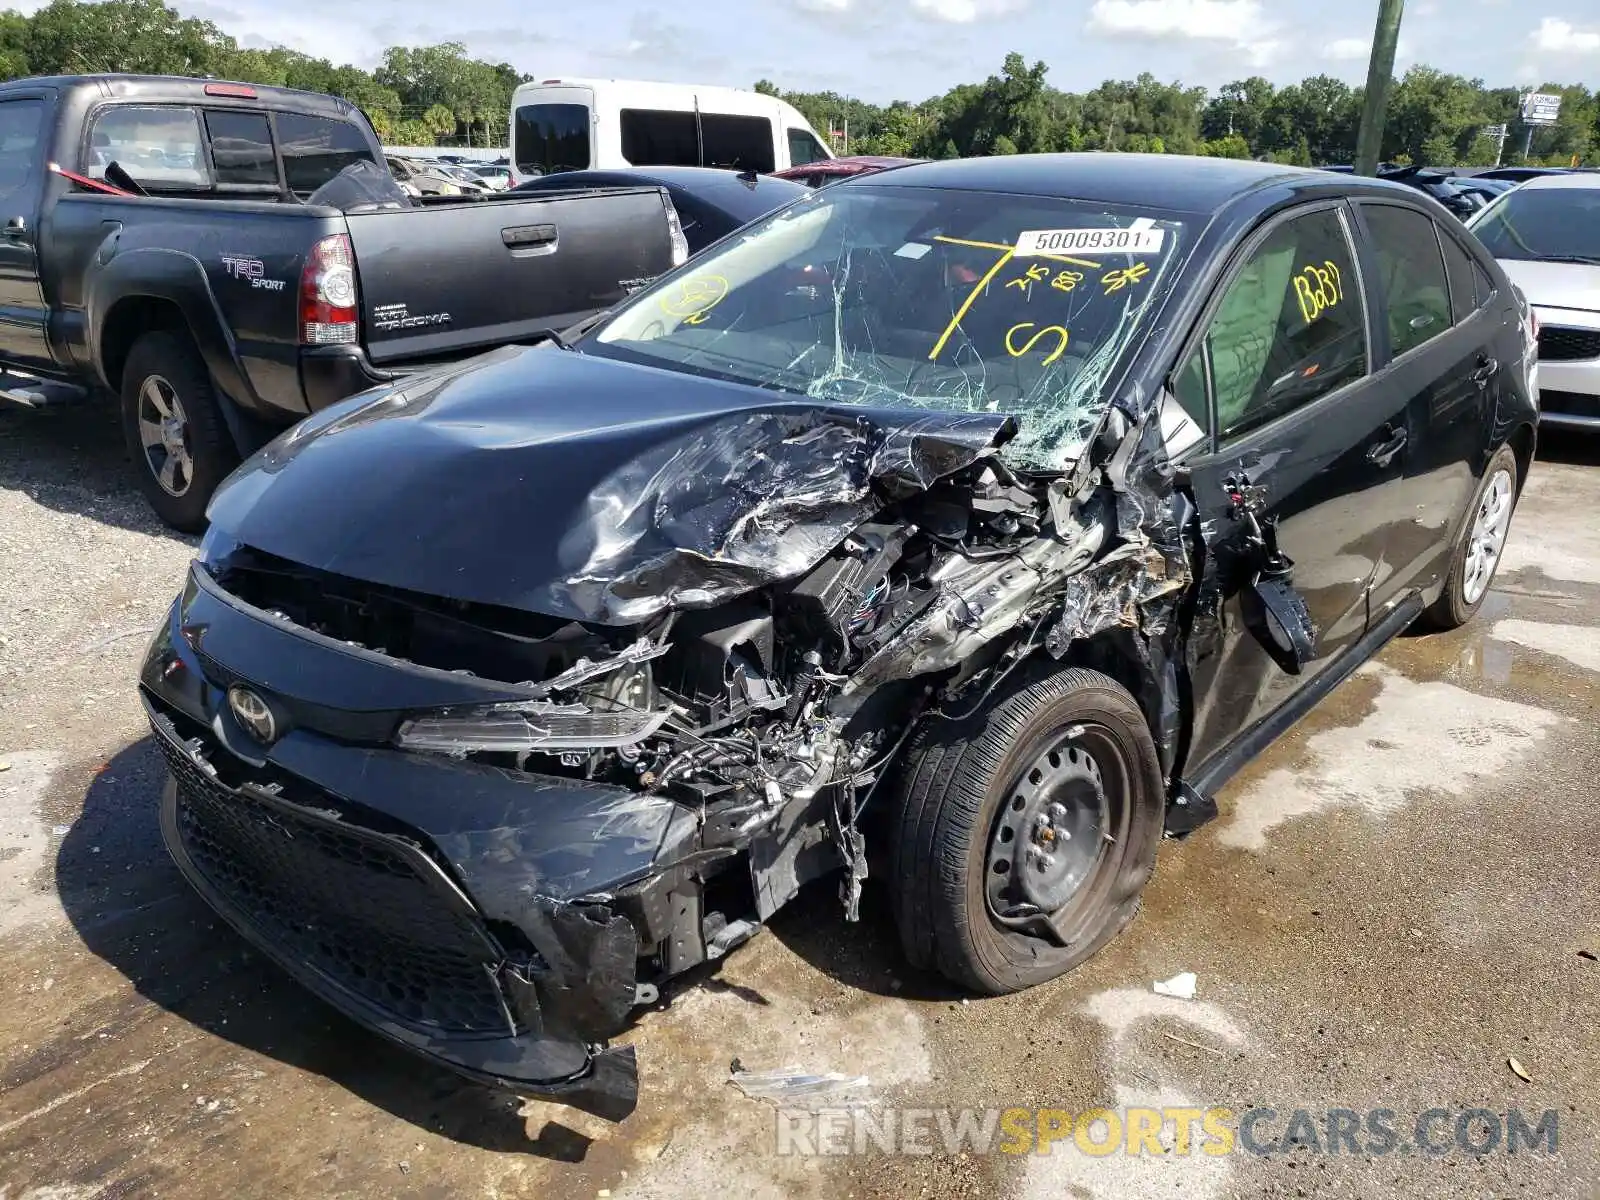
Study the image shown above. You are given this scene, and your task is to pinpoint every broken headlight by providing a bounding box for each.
[395,698,672,755]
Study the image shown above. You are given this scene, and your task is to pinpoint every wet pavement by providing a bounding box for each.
[1,406,1597,1199]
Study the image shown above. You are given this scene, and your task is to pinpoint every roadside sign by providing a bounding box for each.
[1483,123,1507,140]
[1521,92,1562,125]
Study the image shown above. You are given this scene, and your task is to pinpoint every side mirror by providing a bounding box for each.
[1240,571,1315,675]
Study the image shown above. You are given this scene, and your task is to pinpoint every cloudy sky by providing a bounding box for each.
[40,0,1600,100]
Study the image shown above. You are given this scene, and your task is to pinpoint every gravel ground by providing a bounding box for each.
[1,401,1597,1200]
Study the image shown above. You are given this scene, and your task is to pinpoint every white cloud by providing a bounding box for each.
[1087,0,1261,41]
[1530,16,1600,54]
[1325,34,1413,63]
[794,0,852,11]
[910,0,1027,22]
[1086,0,1283,65]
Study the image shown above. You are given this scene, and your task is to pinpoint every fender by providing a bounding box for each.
[83,245,266,416]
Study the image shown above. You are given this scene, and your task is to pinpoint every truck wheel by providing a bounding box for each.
[120,331,238,533]
[888,667,1166,995]
[1419,443,1519,632]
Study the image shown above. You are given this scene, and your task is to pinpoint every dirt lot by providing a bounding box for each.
[1,403,1597,1200]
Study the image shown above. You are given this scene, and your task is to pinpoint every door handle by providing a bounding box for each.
[1366,424,1408,467]
[3,215,26,239]
[1470,356,1499,386]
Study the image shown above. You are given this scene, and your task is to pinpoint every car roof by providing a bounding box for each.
[0,73,359,120]
[850,152,1346,214]
[1517,172,1600,191]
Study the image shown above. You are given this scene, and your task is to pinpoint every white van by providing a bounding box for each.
[508,78,834,182]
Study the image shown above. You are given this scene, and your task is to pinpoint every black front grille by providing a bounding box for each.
[154,731,516,1036]
[1539,390,1600,418]
[1538,326,1600,362]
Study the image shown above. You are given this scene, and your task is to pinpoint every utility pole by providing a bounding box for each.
[1354,0,1405,175]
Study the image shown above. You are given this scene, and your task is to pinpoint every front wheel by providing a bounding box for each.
[119,330,239,533]
[888,667,1166,995]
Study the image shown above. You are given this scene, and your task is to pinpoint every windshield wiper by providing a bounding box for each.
[1532,254,1600,266]
[547,309,611,350]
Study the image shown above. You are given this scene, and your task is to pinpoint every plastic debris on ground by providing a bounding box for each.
[1153,971,1198,1000]
[1508,1056,1533,1083]
[728,1065,872,1107]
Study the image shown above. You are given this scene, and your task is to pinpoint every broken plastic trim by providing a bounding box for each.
[395,700,672,754]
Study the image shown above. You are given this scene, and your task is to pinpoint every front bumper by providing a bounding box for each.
[136,566,720,1121]
[1533,307,1600,431]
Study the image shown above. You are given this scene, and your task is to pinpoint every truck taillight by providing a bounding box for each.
[301,234,358,345]
[663,195,689,267]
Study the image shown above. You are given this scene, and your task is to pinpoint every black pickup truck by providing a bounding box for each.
[0,75,683,528]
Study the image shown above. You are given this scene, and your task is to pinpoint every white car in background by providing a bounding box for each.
[1468,174,1600,431]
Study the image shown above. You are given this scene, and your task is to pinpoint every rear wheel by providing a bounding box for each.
[888,667,1165,995]
[120,330,238,533]
[1421,443,1519,631]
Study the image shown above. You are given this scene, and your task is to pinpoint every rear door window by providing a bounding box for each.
[0,99,44,208]
[1178,206,1368,441]
[620,108,699,166]
[1437,227,1482,323]
[87,106,209,189]
[204,110,276,187]
[274,113,374,194]
[1359,203,1453,358]
[513,103,590,176]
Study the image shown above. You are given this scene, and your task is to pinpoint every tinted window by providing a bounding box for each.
[593,188,1192,471]
[699,114,774,172]
[0,99,43,204]
[788,127,826,167]
[621,109,699,166]
[205,110,275,187]
[1361,204,1451,358]
[1182,207,1367,441]
[1472,262,1495,306]
[1437,228,1480,323]
[1469,185,1600,262]
[514,103,589,176]
[88,106,208,188]
[275,113,373,194]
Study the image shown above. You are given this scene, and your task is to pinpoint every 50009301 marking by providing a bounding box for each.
[1016,227,1166,257]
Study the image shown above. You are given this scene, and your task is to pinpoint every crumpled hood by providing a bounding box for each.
[208,344,1015,624]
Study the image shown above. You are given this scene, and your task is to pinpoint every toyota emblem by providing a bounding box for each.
[227,685,277,745]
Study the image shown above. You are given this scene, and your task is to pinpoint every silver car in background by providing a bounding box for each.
[1468,174,1600,431]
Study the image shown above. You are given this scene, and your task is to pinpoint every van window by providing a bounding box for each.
[699,114,773,171]
[620,109,777,171]
[205,110,276,187]
[620,109,699,166]
[275,113,374,194]
[788,128,827,166]
[88,106,209,189]
[514,103,590,176]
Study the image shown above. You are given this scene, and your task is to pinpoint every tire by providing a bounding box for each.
[120,330,238,533]
[888,666,1166,995]
[1419,443,1519,632]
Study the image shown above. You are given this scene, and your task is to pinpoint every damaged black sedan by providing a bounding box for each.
[139,155,1538,1119]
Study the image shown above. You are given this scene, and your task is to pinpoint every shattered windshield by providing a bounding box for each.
[586,185,1190,470]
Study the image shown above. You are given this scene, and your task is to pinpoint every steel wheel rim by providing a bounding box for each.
[986,724,1121,931]
[1462,468,1513,606]
[136,374,193,498]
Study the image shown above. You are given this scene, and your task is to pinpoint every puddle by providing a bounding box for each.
[1219,664,1565,851]
[1490,619,1600,675]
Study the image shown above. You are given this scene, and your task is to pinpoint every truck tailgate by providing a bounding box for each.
[346,187,675,365]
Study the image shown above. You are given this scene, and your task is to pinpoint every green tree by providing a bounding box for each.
[25,0,232,76]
